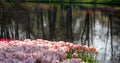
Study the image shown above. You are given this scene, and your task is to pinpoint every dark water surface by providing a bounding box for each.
[0,2,120,63]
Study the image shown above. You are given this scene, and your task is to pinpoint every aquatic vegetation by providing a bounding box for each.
[0,39,98,63]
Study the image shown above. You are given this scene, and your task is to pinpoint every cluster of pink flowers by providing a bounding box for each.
[0,39,98,63]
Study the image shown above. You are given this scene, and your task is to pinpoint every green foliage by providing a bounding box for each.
[4,0,120,3]
[67,50,98,63]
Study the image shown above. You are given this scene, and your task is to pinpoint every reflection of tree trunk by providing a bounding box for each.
[93,13,96,32]
[0,1,3,38]
[10,26,14,39]
[0,3,4,38]
[85,13,90,46]
[28,11,30,39]
[58,5,66,41]
[0,5,10,39]
[27,19,31,39]
[80,21,86,45]
[0,16,4,38]
[109,15,113,57]
[0,25,4,38]
[104,14,110,60]
[26,9,31,39]
[15,23,19,39]
[66,6,73,42]
[5,27,10,39]
[36,8,40,38]
[48,7,57,40]
[40,10,46,39]
[36,8,46,39]
[90,14,93,45]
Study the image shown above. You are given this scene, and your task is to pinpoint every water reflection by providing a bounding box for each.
[0,2,120,63]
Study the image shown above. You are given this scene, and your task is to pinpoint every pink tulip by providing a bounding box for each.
[0,39,98,63]
[72,53,78,58]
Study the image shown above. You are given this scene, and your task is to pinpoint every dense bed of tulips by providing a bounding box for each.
[0,39,98,63]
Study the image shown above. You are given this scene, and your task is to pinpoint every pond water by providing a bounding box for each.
[0,2,120,63]
[73,11,120,63]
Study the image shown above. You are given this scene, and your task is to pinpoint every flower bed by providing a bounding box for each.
[0,39,98,63]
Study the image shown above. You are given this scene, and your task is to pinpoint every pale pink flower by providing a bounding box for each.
[24,39,31,42]
[71,45,78,50]
[0,61,4,63]
[0,39,98,63]
[61,58,81,63]
[24,58,35,63]
[95,50,99,54]
[77,45,84,52]
[89,46,97,53]
[83,45,89,52]
[72,53,78,58]
[51,59,60,63]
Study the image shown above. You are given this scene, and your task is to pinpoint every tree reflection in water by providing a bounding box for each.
[0,1,120,63]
